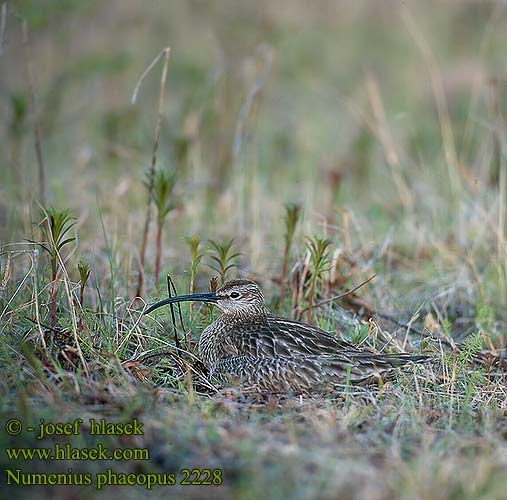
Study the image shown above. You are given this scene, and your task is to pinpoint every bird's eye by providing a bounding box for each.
[230,292,240,299]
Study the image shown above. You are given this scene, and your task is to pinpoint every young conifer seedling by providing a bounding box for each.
[32,207,77,329]
[150,168,177,287]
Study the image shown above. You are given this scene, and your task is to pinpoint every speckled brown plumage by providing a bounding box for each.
[146,279,430,393]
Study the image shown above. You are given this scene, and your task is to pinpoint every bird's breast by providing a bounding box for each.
[198,315,257,369]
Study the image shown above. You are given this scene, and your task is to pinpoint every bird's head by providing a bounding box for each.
[144,278,267,317]
[213,279,266,315]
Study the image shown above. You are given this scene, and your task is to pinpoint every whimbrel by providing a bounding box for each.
[145,279,430,392]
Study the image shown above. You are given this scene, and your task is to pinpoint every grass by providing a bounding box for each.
[1,1,507,499]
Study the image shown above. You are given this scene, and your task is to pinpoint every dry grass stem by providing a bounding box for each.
[312,274,376,309]
[0,2,7,56]
[21,20,45,206]
[135,47,171,297]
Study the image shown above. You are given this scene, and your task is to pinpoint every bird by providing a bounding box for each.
[145,278,430,393]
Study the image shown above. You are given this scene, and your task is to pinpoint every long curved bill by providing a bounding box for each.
[144,292,218,314]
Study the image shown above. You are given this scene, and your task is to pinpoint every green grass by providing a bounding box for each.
[1,1,507,498]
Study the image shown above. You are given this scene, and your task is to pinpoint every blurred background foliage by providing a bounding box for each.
[1,0,507,310]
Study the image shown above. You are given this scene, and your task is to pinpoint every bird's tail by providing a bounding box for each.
[359,353,432,367]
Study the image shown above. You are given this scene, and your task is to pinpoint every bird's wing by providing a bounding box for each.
[216,354,353,391]
[232,314,359,357]
[215,353,427,392]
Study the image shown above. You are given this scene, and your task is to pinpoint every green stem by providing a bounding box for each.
[278,243,289,311]
[154,219,163,288]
